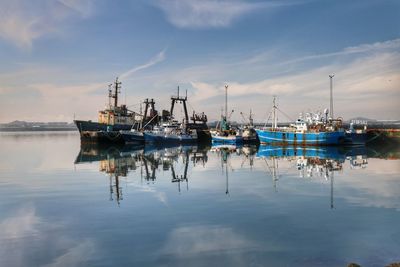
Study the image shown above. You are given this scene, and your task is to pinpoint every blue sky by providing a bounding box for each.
[0,0,399,122]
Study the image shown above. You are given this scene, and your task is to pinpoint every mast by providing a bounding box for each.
[329,74,334,119]
[113,77,122,108]
[249,109,253,126]
[170,86,189,122]
[108,84,112,108]
[273,96,277,129]
[225,85,228,123]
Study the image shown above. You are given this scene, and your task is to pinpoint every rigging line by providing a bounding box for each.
[126,103,141,108]
[263,158,274,176]
[187,102,196,113]
[276,107,294,122]
[263,111,272,128]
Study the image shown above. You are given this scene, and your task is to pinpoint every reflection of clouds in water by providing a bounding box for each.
[0,205,95,267]
[159,225,267,266]
[336,160,400,210]
[44,240,95,267]
[0,205,40,239]
[128,183,169,206]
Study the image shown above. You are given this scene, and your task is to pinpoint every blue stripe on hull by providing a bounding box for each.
[255,129,345,146]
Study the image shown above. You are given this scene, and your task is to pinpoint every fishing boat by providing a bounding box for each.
[211,85,244,145]
[345,122,367,145]
[167,87,210,142]
[240,110,258,144]
[74,78,161,143]
[144,121,198,144]
[256,97,347,146]
[75,78,140,133]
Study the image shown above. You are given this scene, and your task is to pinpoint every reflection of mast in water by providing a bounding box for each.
[263,157,279,192]
[191,149,208,167]
[225,161,229,195]
[331,171,334,209]
[218,148,230,195]
[142,155,158,182]
[109,174,123,206]
[99,155,130,206]
[171,151,190,192]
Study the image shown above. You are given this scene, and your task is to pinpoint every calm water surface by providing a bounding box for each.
[0,132,399,267]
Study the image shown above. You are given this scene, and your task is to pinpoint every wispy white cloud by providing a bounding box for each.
[58,0,94,18]
[281,38,400,65]
[0,0,94,49]
[0,48,168,122]
[120,49,166,79]
[154,0,292,29]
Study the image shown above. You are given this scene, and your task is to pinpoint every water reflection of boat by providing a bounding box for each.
[256,145,367,161]
[74,144,144,164]
[75,144,145,205]
[256,145,368,209]
[210,144,258,195]
[74,144,209,201]
[74,142,372,205]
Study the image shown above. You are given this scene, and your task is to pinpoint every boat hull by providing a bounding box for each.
[345,132,367,145]
[120,131,145,144]
[79,130,125,144]
[255,129,346,146]
[144,133,197,144]
[211,135,244,145]
[74,120,135,132]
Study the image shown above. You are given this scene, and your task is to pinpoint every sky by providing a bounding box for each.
[0,0,399,123]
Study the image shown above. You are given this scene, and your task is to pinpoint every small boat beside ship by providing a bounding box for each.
[120,129,144,144]
[240,110,258,144]
[144,121,198,144]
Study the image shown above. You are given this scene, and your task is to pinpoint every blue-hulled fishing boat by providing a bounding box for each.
[256,97,346,146]
[211,85,244,145]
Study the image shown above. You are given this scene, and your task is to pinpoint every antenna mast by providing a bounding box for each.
[108,84,113,108]
[224,85,228,122]
[329,74,334,119]
[113,77,122,108]
[273,96,277,129]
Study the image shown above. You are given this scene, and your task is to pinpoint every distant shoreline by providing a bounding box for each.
[0,127,77,132]
[0,121,77,132]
